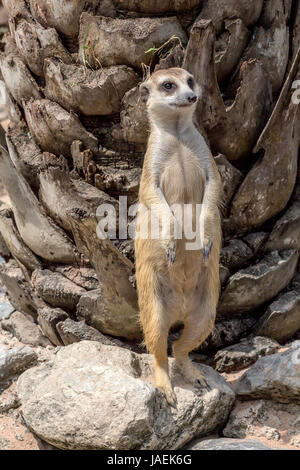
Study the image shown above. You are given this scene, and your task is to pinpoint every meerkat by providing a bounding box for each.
[134,67,221,406]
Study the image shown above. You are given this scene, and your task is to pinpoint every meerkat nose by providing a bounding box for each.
[187,94,197,103]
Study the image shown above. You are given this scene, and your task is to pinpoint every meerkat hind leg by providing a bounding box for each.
[172,309,215,392]
[141,303,177,406]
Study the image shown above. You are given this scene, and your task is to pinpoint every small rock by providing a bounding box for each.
[219,264,230,285]
[0,383,20,412]
[187,437,281,450]
[0,294,15,319]
[220,239,253,271]
[78,13,187,69]
[236,341,300,404]
[2,311,50,347]
[254,290,300,343]
[266,200,300,251]
[214,336,280,373]
[223,399,300,449]
[243,232,269,253]
[55,266,99,291]
[0,345,37,382]
[56,318,116,346]
[0,259,37,317]
[17,341,235,450]
[218,250,299,317]
[202,316,257,351]
[31,270,86,311]
[37,307,68,346]
[77,288,142,341]
[215,154,243,215]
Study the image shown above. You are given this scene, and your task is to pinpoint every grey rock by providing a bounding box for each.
[78,13,187,70]
[0,259,37,317]
[55,266,99,291]
[266,200,300,251]
[44,60,139,116]
[219,264,230,285]
[77,288,142,341]
[56,318,116,346]
[188,437,280,450]
[0,294,15,319]
[37,307,69,346]
[0,345,37,382]
[220,239,253,272]
[2,311,51,347]
[236,341,300,404]
[198,0,264,34]
[31,270,86,311]
[243,232,269,253]
[255,290,300,342]
[112,85,149,145]
[223,399,300,449]
[218,250,299,317]
[215,154,243,215]
[202,316,256,350]
[214,336,279,373]
[17,341,235,450]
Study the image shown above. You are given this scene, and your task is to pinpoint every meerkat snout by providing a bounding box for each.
[140,68,200,112]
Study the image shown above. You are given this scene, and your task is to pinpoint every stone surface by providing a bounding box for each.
[255,290,300,342]
[31,270,86,312]
[2,311,50,347]
[112,85,149,145]
[0,294,15,320]
[0,260,37,317]
[77,288,141,341]
[13,18,72,77]
[202,316,257,351]
[266,199,300,251]
[37,307,68,347]
[236,342,300,404]
[215,154,243,215]
[24,99,98,157]
[220,239,253,272]
[17,341,235,450]
[0,345,37,382]
[55,266,99,292]
[188,437,282,450]
[223,399,300,449]
[44,59,139,116]
[78,13,187,70]
[229,49,299,232]
[198,0,264,34]
[56,318,116,346]
[218,250,299,316]
[214,336,280,373]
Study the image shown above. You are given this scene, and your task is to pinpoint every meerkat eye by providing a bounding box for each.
[187,77,194,89]
[162,82,175,91]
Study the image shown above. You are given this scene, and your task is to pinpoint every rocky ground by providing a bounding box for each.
[0,278,299,450]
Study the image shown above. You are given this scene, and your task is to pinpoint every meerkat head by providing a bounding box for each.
[140,68,200,118]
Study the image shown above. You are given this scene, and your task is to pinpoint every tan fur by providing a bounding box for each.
[135,68,222,406]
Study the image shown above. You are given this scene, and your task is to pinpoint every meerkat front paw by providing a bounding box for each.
[202,237,213,260]
[163,238,176,264]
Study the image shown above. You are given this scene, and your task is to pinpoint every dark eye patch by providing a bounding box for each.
[161,81,176,91]
[187,77,194,89]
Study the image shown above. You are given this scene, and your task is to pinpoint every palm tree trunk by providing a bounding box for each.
[0,0,299,348]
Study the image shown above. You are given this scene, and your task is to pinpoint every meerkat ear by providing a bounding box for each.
[139,83,150,104]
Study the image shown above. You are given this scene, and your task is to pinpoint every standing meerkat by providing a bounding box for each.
[135,67,221,406]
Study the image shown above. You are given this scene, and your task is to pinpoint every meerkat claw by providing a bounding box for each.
[202,239,213,259]
[166,241,176,264]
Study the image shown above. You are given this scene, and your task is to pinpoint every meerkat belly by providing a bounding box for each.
[159,152,206,306]
[160,153,205,206]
